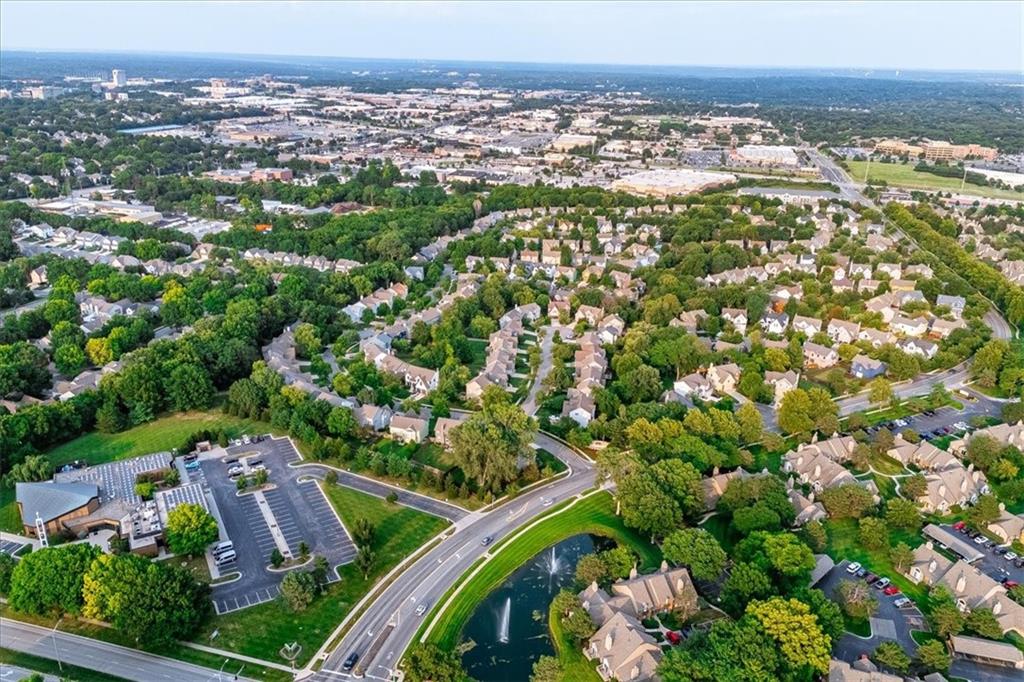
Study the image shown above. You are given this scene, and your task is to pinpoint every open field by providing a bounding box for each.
[424,491,661,649]
[846,160,1024,201]
[193,484,449,666]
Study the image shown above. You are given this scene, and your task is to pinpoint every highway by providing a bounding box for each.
[307,432,596,681]
[0,618,253,682]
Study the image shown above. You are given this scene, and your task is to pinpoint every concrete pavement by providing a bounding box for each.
[0,618,253,682]
[307,432,595,682]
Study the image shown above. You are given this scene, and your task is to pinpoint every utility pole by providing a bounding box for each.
[52,616,64,673]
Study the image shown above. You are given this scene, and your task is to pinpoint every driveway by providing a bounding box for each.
[818,560,926,661]
[520,324,554,417]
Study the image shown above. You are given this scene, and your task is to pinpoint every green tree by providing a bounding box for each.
[551,589,595,641]
[721,561,775,614]
[901,473,927,500]
[3,454,54,485]
[873,641,910,674]
[8,544,100,615]
[449,386,536,494]
[293,323,323,360]
[82,553,210,646]
[662,528,726,580]
[837,580,878,619]
[575,553,607,586]
[0,551,15,595]
[166,363,215,411]
[355,547,375,579]
[735,402,764,443]
[404,643,465,682]
[165,503,219,557]
[858,517,889,551]
[916,639,950,673]
[885,498,921,531]
[280,570,318,612]
[54,343,86,376]
[746,597,832,675]
[966,607,1004,639]
[867,377,894,407]
[351,517,375,548]
[890,542,915,572]
[820,484,876,519]
[530,655,562,682]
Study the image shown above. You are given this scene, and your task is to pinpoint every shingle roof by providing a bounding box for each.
[16,481,99,524]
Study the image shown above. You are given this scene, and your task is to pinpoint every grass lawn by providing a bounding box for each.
[548,599,602,682]
[0,411,279,534]
[194,484,449,667]
[825,519,932,612]
[700,513,740,552]
[466,338,489,374]
[0,647,129,682]
[44,411,275,468]
[0,608,290,682]
[846,160,1024,201]
[425,491,660,650]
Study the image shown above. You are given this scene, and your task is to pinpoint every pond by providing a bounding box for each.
[461,533,607,681]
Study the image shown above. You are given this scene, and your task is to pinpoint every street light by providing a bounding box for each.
[52,615,64,673]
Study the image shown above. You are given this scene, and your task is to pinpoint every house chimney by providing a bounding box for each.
[956,574,966,594]
[629,564,637,580]
[604,633,613,651]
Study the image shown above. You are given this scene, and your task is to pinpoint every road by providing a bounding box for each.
[520,324,555,417]
[0,618,252,682]
[0,288,50,318]
[308,432,596,681]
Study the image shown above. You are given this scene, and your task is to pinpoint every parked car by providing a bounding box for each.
[855,568,867,578]
[846,562,862,574]
[894,597,912,608]
[864,573,878,584]
[666,631,682,645]
[874,578,891,590]
[953,521,966,531]
[1003,580,1019,589]
[1015,559,1024,568]
[185,460,200,471]
[1005,552,1019,561]
[994,547,1007,555]
[974,535,988,545]
[883,586,901,596]
[227,465,244,477]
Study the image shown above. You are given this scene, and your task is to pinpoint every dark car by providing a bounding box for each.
[864,573,878,584]
[855,568,867,578]
[994,547,1007,555]
[343,653,359,671]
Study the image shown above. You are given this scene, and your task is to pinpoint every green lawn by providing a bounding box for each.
[0,607,290,682]
[467,338,489,374]
[193,484,449,667]
[0,411,279,534]
[44,411,275,467]
[1,647,129,682]
[700,513,741,552]
[424,491,660,649]
[847,160,1024,201]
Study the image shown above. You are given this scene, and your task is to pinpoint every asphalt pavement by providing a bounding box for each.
[0,618,252,682]
[307,432,596,682]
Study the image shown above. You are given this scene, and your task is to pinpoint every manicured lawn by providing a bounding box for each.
[0,647,129,682]
[466,338,489,374]
[0,608,290,682]
[194,484,449,667]
[846,160,1024,201]
[0,411,279,534]
[548,599,602,682]
[825,519,931,611]
[425,491,660,649]
[44,411,275,467]
[700,513,740,552]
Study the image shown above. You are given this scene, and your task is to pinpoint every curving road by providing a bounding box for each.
[306,432,595,681]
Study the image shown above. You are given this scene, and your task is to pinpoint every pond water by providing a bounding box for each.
[461,534,607,681]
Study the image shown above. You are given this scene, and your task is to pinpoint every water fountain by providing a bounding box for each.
[498,597,511,644]
[543,546,561,575]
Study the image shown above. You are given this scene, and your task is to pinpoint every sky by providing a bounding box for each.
[2,1,1022,73]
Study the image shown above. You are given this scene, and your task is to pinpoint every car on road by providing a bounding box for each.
[481,536,493,546]
[415,603,428,616]
[343,653,359,671]
[883,586,901,596]
[846,562,862,574]
[542,497,554,507]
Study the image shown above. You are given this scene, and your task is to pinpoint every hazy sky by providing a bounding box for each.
[2,1,1021,72]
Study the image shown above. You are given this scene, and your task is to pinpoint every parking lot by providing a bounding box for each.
[818,559,926,662]
[938,523,1024,585]
[197,436,358,615]
[0,538,28,558]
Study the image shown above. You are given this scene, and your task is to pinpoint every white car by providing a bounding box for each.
[893,597,912,608]
[1005,552,1019,561]
[846,562,862,574]
[415,603,427,616]
[227,465,244,477]
[974,535,988,545]
[542,497,554,507]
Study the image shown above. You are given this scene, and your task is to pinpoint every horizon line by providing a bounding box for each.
[2,46,1020,77]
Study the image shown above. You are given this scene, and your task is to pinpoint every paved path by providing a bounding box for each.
[520,324,555,417]
[0,618,252,682]
[307,432,595,682]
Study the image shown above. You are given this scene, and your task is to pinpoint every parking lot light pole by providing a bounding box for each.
[52,615,64,673]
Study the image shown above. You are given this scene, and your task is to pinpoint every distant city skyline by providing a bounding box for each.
[1,1,1021,73]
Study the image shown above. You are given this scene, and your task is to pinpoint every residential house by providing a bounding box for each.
[898,338,938,360]
[673,372,715,402]
[721,308,747,333]
[389,415,429,444]
[936,294,967,318]
[918,465,989,513]
[951,635,1024,670]
[859,328,895,348]
[563,388,597,428]
[827,319,861,345]
[707,363,741,395]
[354,404,393,432]
[828,659,902,682]
[792,315,823,336]
[764,370,800,407]
[575,305,605,326]
[803,341,839,369]
[850,354,886,379]
[987,506,1024,546]
[760,311,789,336]
[891,315,929,337]
[433,417,463,450]
[887,435,958,471]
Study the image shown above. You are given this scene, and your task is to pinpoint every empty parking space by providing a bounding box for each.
[237,495,279,562]
[302,479,357,564]
[263,488,304,556]
[0,539,28,557]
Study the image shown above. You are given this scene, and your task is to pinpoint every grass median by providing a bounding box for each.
[424,491,661,650]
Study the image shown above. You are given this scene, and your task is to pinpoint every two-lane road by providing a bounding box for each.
[309,433,595,681]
